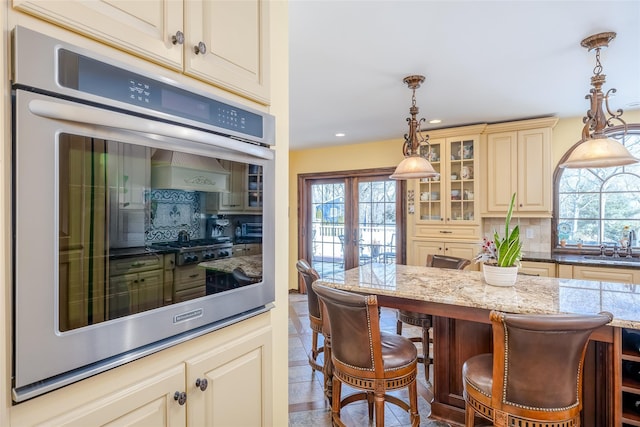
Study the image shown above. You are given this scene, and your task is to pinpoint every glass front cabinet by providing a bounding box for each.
[415,134,480,225]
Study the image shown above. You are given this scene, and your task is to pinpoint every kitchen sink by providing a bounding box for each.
[582,255,640,263]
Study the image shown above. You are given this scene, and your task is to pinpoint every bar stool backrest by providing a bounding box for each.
[296,259,321,320]
[490,310,613,412]
[426,254,470,270]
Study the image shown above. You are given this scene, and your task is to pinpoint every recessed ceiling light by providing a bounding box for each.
[335,133,345,137]
[429,119,442,124]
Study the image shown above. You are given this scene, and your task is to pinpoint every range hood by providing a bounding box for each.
[151,150,230,192]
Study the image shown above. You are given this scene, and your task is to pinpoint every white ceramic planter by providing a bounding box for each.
[482,264,518,287]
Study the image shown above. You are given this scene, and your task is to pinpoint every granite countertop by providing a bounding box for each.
[315,263,640,330]
[199,255,262,277]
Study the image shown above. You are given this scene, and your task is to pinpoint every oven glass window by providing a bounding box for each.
[58,133,264,332]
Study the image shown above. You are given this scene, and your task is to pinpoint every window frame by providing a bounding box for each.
[553,123,640,254]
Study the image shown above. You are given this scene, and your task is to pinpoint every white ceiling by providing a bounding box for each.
[288,0,640,150]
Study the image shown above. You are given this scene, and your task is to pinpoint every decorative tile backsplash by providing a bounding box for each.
[482,217,552,256]
[147,190,203,243]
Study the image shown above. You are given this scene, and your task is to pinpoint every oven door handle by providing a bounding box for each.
[28,98,275,160]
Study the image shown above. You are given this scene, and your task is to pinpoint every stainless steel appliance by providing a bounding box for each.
[12,27,276,402]
[152,238,233,266]
[242,222,263,238]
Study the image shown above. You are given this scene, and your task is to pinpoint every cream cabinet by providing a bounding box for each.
[233,243,262,257]
[28,326,272,427]
[570,265,640,284]
[206,162,264,214]
[33,365,187,427]
[173,264,207,303]
[413,129,482,226]
[482,117,558,217]
[108,254,165,319]
[13,0,270,104]
[409,240,480,271]
[186,327,273,425]
[519,261,556,277]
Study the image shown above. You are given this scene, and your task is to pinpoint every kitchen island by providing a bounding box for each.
[315,263,636,426]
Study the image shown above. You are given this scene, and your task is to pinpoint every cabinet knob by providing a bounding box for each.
[173,391,187,405]
[196,378,208,391]
[171,30,185,45]
[194,41,207,55]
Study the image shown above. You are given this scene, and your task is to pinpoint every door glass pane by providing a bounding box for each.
[358,180,397,265]
[310,182,346,277]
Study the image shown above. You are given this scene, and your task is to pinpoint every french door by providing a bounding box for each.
[298,168,405,286]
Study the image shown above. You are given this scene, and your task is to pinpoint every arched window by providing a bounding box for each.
[555,125,640,252]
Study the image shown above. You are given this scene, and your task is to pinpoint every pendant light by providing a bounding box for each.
[560,32,637,168]
[390,75,438,180]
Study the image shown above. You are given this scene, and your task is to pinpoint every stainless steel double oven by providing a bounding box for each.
[11,27,276,402]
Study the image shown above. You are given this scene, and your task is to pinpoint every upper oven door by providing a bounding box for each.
[13,89,275,395]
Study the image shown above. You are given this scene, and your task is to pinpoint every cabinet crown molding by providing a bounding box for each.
[427,124,487,138]
[485,117,559,133]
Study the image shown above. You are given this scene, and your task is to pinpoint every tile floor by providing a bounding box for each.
[288,291,455,427]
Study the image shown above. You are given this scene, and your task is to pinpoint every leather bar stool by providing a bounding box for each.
[295,260,325,372]
[462,310,613,427]
[396,254,470,385]
[313,283,420,427]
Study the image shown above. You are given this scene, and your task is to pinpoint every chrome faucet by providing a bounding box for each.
[612,243,620,258]
[599,244,606,256]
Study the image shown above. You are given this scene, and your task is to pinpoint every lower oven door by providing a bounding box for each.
[13,89,275,401]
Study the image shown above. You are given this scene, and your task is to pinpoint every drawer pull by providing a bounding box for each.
[196,378,208,391]
[439,231,453,234]
[171,30,184,45]
[131,262,144,267]
[189,274,199,279]
[174,391,187,405]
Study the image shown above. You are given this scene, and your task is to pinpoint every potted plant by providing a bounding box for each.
[474,193,522,286]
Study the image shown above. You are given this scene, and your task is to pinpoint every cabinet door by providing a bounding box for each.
[444,242,479,268]
[219,161,246,211]
[186,327,273,426]
[572,266,639,284]
[136,269,164,313]
[446,136,479,224]
[13,0,184,70]
[185,0,271,104]
[519,261,556,277]
[37,365,186,427]
[516,128,552,213]
[486,131,517,212]
[409,240,444,266]
[416,138,444,222]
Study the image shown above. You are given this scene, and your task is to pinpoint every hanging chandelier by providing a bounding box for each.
[389,75,438,180]
[560,32,638,168]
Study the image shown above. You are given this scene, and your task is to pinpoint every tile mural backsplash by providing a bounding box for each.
[147,190,203,243]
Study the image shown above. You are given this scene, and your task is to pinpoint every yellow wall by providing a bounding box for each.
[288,111,640,290]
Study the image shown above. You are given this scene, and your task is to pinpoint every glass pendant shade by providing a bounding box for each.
[389,154,438,179]
[559,137,638,168]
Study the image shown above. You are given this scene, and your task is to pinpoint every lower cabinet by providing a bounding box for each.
[409,239,480,271]
[22,326,272,426]
[232,243,262,257]
[38,365,187,426]
[173,264,207,303]
[519,261,556,277]
[570,265,640,284]
[186,327,273,425]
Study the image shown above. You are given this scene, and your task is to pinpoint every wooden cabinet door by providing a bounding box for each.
[516,127,552,213]
[186,327,273,426]
[409,240,444,266]
[184,0,271,104]
[13,0,184,70]
[219,161,246,211]
[38,365,187,427]
[519,261,556,277]
[486,131,517,213]
[572,265,639,283]
[136,269,165,312]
